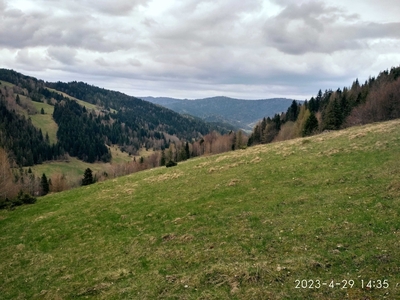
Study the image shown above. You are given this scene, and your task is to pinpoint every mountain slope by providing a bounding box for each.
[1,119,399,299]
[0,69,232,165]
[142,96,299,131]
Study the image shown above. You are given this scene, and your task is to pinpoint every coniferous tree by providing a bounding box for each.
[302,112,319,136]
[40,173,49,195]
[286,100,300,122]
[185,142,190,159]
[160,150,166,166]
[322,98,342,130]
[81,168,94,186]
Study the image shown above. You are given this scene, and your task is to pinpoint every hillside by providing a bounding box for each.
[247,66,400,146]
[142,96,299,131]
[1,119,399,299]
[0,69,231,166]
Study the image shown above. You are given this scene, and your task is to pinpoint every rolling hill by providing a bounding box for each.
[142,96,300,131]
[0,69,232,166]
[1,119,399,299]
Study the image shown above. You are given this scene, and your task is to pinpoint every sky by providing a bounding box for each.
[1,0,400,100]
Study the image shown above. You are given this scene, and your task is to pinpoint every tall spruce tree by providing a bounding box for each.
[302,112,319,136]
[81,168,94,186]
[40,173,49,195]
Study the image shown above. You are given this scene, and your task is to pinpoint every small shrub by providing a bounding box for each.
[18,192,37,205]
[0,198,11,210]
[166,161,177,168]
[0,192,36,210]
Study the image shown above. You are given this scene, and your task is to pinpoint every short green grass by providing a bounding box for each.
[30,146,133,180]
[1,120,400,299]
[29,156,111,180]
[0,80,15,88]
[30,102,58,144]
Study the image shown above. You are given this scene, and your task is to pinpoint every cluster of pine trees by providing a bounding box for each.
[53,100,111,163]
[0,95,64,166]
[248,66,400,145]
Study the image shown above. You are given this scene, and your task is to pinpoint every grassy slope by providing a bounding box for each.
[0,80,132,177]
[30,101,58,144]
[1,120,400,299]
[30,147,148,180]
[0,80,15,88]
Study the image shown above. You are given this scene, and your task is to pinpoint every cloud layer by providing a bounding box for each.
[1,0,399,99]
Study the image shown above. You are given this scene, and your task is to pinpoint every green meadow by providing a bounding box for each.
[1,120,400,299]
[30,101,58,144]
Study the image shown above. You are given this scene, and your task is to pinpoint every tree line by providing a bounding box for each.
[248,66,400,145]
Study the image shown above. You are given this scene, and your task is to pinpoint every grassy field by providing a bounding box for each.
[1,120,400,299]
[30,146,134,180]
[0,80,15,88]
[30,101,58,144]
[30,146,147,175]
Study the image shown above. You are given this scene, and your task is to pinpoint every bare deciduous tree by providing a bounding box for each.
[0,148,17,200]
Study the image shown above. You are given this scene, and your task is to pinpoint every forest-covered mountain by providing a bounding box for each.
[142,96,299,131]
[248,66,400,145]
[0,69,231,166]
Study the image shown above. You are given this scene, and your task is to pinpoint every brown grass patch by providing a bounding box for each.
[349,132,366,139]
[250,157,262,163]
[215,155,229,163]
[162,233,176,242]
[144,171,183,183]
[194,162,211,169]
[227,179,241,186]
[179,234,194,242]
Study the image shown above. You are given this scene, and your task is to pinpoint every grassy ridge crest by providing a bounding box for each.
[1,120,400,299]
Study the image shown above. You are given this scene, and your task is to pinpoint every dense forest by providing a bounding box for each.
[248,66,400,145]
[46,81,229,138]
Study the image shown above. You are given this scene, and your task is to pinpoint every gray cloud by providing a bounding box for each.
[41,0,151,16]
[81,0,150,16]
[47,47,79,65]
[0,0,142,52]
[263,1,400,55]
[1,0,399,101]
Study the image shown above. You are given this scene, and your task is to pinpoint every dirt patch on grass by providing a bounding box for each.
[77,282,112,296]
[194,162,211,169]
[227,179,241,186]
[387,180,400,197]
[162,233,176,242]
[179,234,194,242]
[34,211,56,222]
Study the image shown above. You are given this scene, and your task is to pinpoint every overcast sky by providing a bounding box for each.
[1,0,399,100]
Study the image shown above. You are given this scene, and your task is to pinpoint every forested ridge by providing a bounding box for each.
[0,99,63,166]
[248,66,400,145]
[0,69,230,166]
[46,81,229,138]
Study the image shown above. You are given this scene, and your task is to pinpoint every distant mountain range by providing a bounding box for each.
[141,96,300,131]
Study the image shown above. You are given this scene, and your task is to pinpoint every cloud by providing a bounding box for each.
[47,47,78,65]
[1,0,400,101]
[15,48,51,71]
[81,0,149,16]
[263,1,400,55]
[0,0,143,52]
